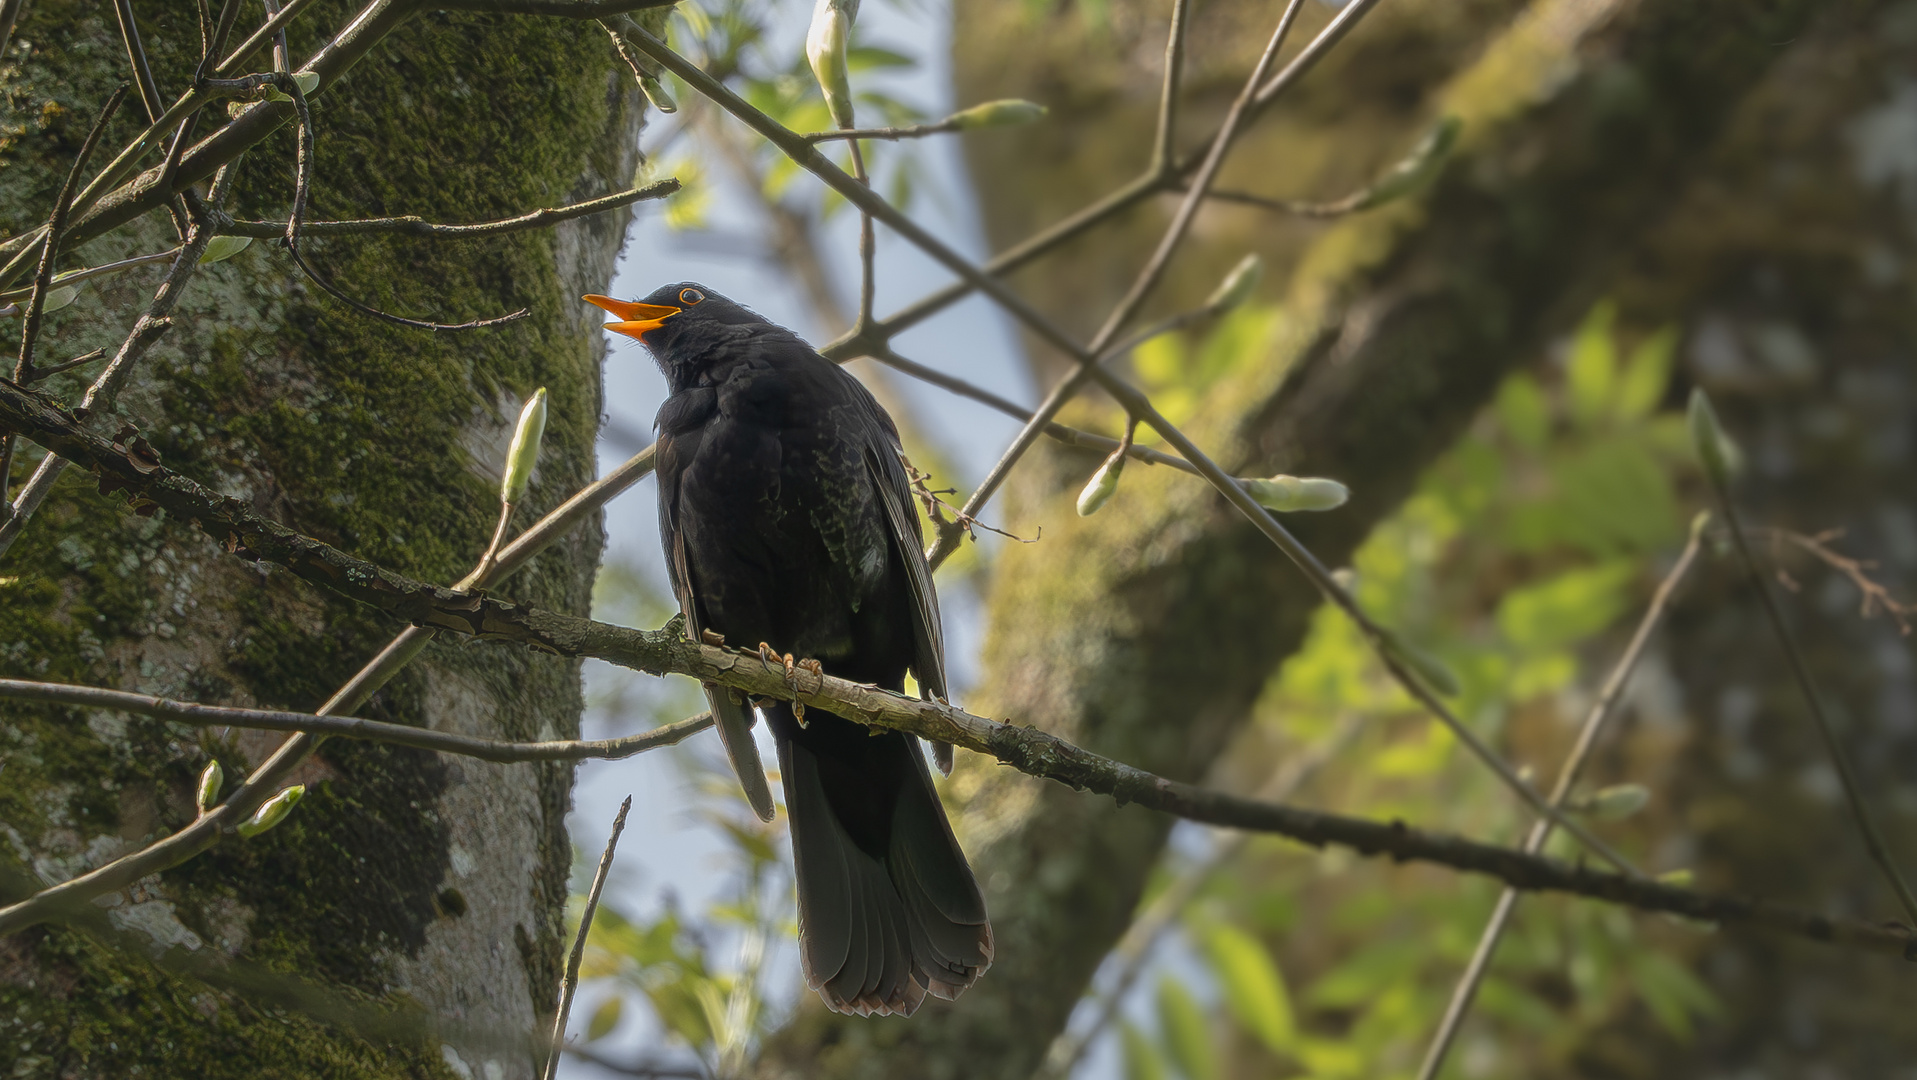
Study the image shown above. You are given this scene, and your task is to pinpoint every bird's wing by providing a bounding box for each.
[861,436,947,702]
[659,428,778,822]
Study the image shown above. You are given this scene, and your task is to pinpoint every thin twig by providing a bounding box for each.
[1706,469,1917,927]
[16,85,129,383]
[544,796,632,1080]
[0,0,25,66]
[1151,0,1191,176]
[1413,515,1709,1080]
[224,180,680,239]
[113,0,166,122]
[1751,526,1916,635]
[802,119,960,143]
[0,680,713,764]
[214,0,319,75]
[27,348,108,382]
[0,248,182,305]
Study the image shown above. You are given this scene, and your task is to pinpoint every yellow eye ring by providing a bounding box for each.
[679,287,705,306]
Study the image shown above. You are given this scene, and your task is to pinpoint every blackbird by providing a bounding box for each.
[585,283,993,1016]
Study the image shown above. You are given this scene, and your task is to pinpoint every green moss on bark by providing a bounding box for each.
[1,0,634,1074]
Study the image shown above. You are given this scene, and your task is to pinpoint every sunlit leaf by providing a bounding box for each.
[1496,373,1551,451]
[1495,561,1636,653]
[1202,923,1295,1054]
[1156,975,1217,1080]
[1566,300,1617,428]
[585,994,623,1041]
[1616,325,1677,420]
[1120,1020,1169,1080]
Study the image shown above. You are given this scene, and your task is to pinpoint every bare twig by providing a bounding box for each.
[0,0,25,66]
[435,0,684,15]
[27,348,108,382]
[0,248,182,306]
[0,679,712,764]
[16,85,129,383]
[223,180,670,239]
[214,0,320,76]
[1753,526,1916,635]
[1151,0,1191,175]
[1414,515,1709,1080]
[802,119,962,143]
[112,0,166,121]
[544,796,632,1080]
[1705,462,1917,927]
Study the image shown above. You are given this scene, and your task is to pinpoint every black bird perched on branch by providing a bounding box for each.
[585,283,992,1016]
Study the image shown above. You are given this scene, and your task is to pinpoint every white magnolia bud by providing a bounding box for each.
[1687,388,1741,488]
[501,387,549,505]
[195,761,224,814]
[806,0,859,129]
[948,99,1047,131]
[1240,474,1348,513]
[1076,452,1125,517]
[237,784,305,837]
[1582,782,1650,821]
[1204,253,1264,313]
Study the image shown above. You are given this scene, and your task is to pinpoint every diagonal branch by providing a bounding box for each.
[1413,514,1709,1080]
[3,379,1900,956]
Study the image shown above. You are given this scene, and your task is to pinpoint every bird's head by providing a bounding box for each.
[585,283,790,388]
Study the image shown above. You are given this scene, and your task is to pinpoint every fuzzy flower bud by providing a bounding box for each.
[807,0,860,129]
[948,99,1047,131]
[1240,474,1348,513]
[237,784,305,838]
[1687,387,1741,488]
[195,761,223,814]
[1582,782,1650,821]
[501,387,549,505]
[1204,254,1264,313]
[1076,452,1125,517]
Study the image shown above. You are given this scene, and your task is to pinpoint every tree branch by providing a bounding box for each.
[0,679,712,763]
[2,379,1910,958]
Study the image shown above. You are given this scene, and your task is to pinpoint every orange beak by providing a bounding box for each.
[584,294,681,340]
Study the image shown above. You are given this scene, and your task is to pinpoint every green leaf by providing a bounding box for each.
[1630,950,1720,1039]
[1120,1020,1169,1080]
[1202,923,1295,1054]
[1156,975,1218,1080]
[585,994,623,1041]
[38,285,78,314]
[198,235,254,264]
[1495,561,1636,653]
[1616,325,1677,420]
[1566,300,1618,428]
[1495,373,1551,452]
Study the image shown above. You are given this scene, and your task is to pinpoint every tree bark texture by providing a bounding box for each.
[753,0,1858,1077]
[0,3,640,1077]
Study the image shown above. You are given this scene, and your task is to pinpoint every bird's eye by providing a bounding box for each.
[679,288,705,306]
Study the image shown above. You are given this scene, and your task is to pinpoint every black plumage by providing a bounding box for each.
[585,283,993,1016]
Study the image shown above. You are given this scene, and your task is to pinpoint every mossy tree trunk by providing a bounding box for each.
[0,4,640,1077]
[753,0,1851,1077]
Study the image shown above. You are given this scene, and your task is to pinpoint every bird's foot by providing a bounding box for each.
[700,628,726,646]
[757,642,778,670]
[792,701,807,727]
[797,657,824,685]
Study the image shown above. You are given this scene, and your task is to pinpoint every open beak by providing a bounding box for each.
[584,294,681,340]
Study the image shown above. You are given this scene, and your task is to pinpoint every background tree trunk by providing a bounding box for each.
[0,4,639,1076]
[753,0,1852,1077]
